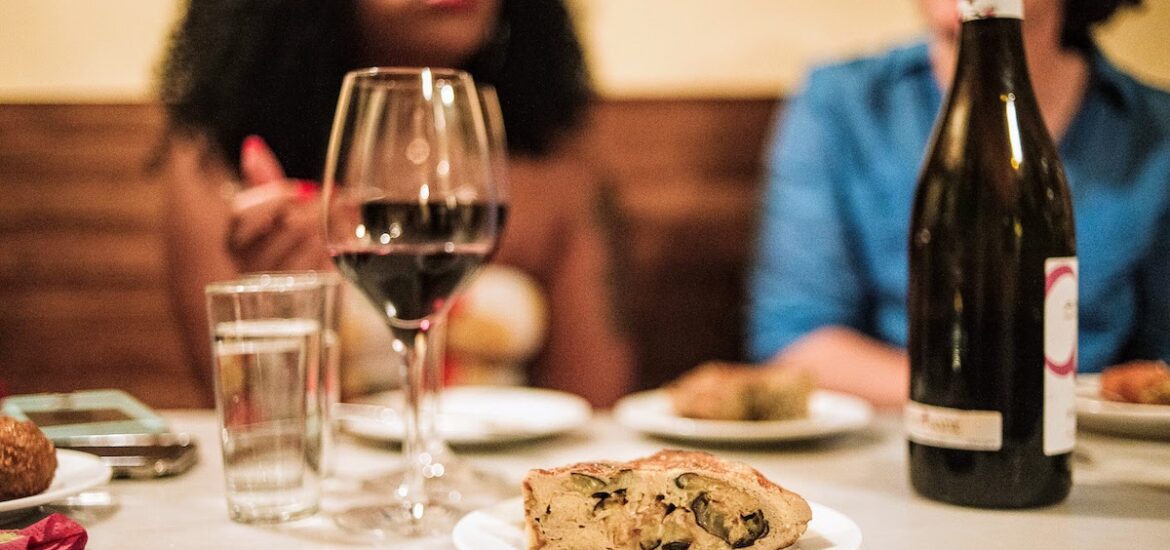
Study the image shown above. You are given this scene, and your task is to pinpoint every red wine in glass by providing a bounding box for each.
[331,201,501,325]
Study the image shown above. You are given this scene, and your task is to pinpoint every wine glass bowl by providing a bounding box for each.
[322,67,501,536]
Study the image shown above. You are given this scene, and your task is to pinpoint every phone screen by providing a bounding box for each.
[25,408,134,427]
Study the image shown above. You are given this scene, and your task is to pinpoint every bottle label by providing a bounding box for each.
[1044,256,1077,455]
[959,0,1023,21]
[905,401,1002,451]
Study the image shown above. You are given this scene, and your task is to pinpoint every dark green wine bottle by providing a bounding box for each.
[906,0,1077,508]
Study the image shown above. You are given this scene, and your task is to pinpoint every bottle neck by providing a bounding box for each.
[959,0,1023,22]
[953,16,1033,98]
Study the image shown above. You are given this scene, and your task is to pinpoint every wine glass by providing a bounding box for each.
[424,84,514,502]
[359,85,515,513]
[321,67,501,536]
[479,84,511,241]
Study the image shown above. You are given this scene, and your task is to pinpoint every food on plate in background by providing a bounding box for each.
[522,449,812,550]
[0,417,57,501]
[446,265,549,386]
[1100,361,1170,405]
[667,362,814,421]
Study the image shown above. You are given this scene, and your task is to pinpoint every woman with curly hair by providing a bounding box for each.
[749,0,1167,407]
[155,0,633,407]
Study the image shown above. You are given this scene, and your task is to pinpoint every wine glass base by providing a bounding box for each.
[363,462,514,513]
[332,501,459,537]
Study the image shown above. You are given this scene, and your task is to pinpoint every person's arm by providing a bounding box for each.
[748,69,908,408]
[749,69,866,359]
[159,136,238,404]
[772,326,908,410]
[500,140,635,408]
[534,197,634,408]
[159,135,330,401]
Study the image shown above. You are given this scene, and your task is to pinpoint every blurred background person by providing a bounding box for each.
[153,0,633,407]
[748,0,1169,408]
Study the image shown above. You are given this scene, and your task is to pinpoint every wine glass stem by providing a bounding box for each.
[422,315,455,463]
[398,326,431,517]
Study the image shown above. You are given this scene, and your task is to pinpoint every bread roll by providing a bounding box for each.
[0,417,57,501]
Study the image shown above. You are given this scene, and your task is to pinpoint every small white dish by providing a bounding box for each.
[0,449,113,520]
[452,496,862,550]
[339,386,592,446]
[613,389,874,443]
[1076,374,1170,439]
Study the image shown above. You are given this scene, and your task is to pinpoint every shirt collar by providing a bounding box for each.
[1087,46,1137,113]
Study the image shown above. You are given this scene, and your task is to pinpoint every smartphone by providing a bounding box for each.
[54,432,199,479]
[1,389,168,441]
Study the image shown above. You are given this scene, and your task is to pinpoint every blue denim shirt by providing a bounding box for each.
[749,41,1170,373]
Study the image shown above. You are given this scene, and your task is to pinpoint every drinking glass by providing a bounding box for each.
[232,271,342,479]
[322,67,502,536]
[205,275,327,523]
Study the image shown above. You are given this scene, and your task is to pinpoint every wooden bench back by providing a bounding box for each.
[0,104,196,406]
[0,99,779,405]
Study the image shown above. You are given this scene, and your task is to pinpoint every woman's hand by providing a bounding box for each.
[229,135,329,273]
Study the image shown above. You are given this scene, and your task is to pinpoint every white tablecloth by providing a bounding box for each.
[47,409,1170,549]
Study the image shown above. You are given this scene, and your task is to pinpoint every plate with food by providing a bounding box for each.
[613,363,873,443]
[1,418,113,521]
[338,385,592,446]
[452,450,861,550]
[1076,361,1170,439]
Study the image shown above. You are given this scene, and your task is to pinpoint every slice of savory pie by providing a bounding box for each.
[523,450,812,550]
[668,362,814,422]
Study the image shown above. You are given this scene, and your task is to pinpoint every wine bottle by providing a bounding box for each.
[906,0,1077,508]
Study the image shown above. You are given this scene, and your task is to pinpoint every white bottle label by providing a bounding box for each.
[905,401,1002,451]
[959,0,1023,21]
[1044,256,1077,455]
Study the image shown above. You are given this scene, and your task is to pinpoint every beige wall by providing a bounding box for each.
[573,0,1170,97]
[0,0,1166,102]
[0,0,182,102]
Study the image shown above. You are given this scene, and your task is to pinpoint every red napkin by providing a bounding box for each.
[0,514,87,550]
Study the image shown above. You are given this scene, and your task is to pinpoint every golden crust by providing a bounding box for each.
[628,450,784,494]
[0,417,57,501]
[524,450,812,550]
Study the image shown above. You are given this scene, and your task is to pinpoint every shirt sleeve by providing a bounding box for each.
[747,69,868,361]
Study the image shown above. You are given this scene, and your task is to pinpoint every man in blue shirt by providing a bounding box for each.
[748,0,1168,407]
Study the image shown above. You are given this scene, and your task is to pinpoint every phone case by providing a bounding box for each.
[1,389,168,442]
[55,432,199,478]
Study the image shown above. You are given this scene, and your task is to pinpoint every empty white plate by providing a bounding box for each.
[339,385,592,446]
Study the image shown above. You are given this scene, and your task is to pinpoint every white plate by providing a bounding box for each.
[613,390,874,443]
[1076,374,1170,439]
[339,386,592,446]
[0,449,113,520]
[452,496,862,550]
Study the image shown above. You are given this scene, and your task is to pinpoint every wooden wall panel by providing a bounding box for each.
[0,99,780,406]
[0,103,201,408]
[589,98,778,389]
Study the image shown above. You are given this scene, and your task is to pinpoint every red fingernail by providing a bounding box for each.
[241,135,266,159]
[294,179,320,202]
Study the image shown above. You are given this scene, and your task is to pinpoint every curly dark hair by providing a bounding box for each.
[156,0,591,179]
[1063,0,1144,53]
